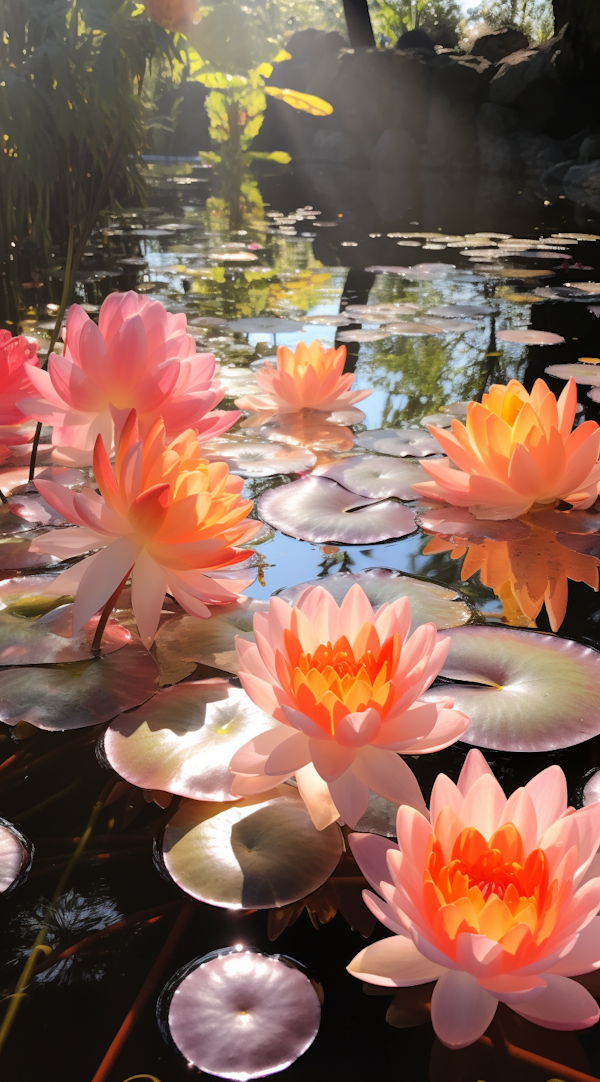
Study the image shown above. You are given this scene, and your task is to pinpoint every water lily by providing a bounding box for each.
[30,411,260,646]
[234,341,372,415]
[19,292,238,465]
[348,750,600,1049]
[0,330,39,427]
[412,378,600,520]
[228,585,470,829]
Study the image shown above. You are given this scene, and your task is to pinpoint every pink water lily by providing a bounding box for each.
[18,292,238,464]
[228,585,470,830]
[0,330,39,426]
[29,412,260,646]
[348,750,600,1049]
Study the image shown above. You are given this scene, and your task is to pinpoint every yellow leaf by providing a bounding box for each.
[578,356,600,364]
[273,49,292,62]
[265,87,333,116]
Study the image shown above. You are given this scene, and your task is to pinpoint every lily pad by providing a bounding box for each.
[0,534,64,572]
[314,455,426,500]
[385,321,446,335]
[0,574,66,615]
[303,314,352,326]
[161,786,343,908]
[0,507,30,539]
[555,531,600,559]
[0,640,159,730]
[227,318,305,334]
[0,820,32,895]
[0,604,129,665]
[8,493,67,527]
[153,598,270,682]
[166,949,321,1081]
[0,466,86,497]
[355,428,440,458]
[337,329,390,343]
[583,770,600,806]
[217,366,261,397]
[278,568,471,630]
[257,476,417,544]
[422,625,600,752]
[354,792,399,838]
[426,304,491,319]
[545,363,600,386]
[249,413,356,453]
[416,506,531,542]
[204,439,316,477]
[496,329,565,345]
[104,684,277,802]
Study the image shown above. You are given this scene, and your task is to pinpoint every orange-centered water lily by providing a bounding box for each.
[412,378,600,520]
[30,410,260,645]
[348,750,600,1049]
[235,341,372,415]
[228,585,470,829]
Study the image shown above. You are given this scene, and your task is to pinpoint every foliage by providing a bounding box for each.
[0,0,177,326]
[370,0,463,42]
[465,0,554,40]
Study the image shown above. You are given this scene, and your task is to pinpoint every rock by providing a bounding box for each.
[430,54,492,103]
[312,129,360,163]
[563,161,600,197]
[477,103,521,173]
[540,159,575,186]
[395,28,435,52]
[579,135,600,163]
[370,128,417,170]
[471,26,530,63]
[477,102,519,136]
[489,46,558,106]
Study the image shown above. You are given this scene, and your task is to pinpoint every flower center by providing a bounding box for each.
[285,630,399,735]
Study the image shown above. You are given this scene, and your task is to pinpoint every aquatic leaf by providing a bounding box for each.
[0,573,66,615]
[264,86,333,116]
[423,625,600,752]
[420,318,479,333]
[0,507,30,538]
[385,321,447,336]
[303,314,352,326]
[0,641,158,730]
[246,412,356,452]
[496,329,565,345]
[545,363,600,386]
[554,531,600,559]
[567,282,600,294]
[420,402,470,429]
[104,684,277,801]
[355,428,440,458]
[204,438,316,477]
[0,603,129,665]
[354,792,400,838]
[167,949,321,1079]
[337,329,391,343]
[8,493,68,526]
[314,455,426,499]
[416,506,531,542]
[153,598,270,681]
[258,476,417,544]
[0,820,31,894]
[227,317,305,334]
[279,568,471,630]
[217,365,261,396]
[525,507,600,534]
[426,305,491,319]
[0,466,86,497]
[162,786,343,908]
[583,770,600,806]
[0,534,64,571]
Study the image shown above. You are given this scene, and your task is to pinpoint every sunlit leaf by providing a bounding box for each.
[355,428,441,458]
[496,329,565,345]
[265,87,333,116]
[0,819,32,895]
[416,505,531,542]
[0,603,129,665]
[153,597,269,681]
[204,438,316,477]
[162,786,343,907]
[314,455,426,500]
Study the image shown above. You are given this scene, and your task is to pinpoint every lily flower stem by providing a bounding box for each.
[91,573,131,655]
[0,798,104,1058]
[90,900,197,1082]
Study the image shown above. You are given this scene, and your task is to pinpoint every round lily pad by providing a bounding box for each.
[0,820,32,895]
[337,329,390,343]
[0,534,64,571]
[426,304,491,319]
[416,506,531,542]
[257,476,417,544]
[227,318,305,334]
[420,318,479,333]
[254,413,356,453]
[583,770,600,807]
[217,366,261,397]
[314,455,425,499]
[153,598,269,682]
[204,439,316,477]
[0,574,66,615]
[0,640,159,730]
[0,604,129,665]
[105,684,277,801]
[385,321,446,335]
[166,949,321,1080]
[545,363,600,386]
[0,466,86,497]
[7,493,66,527]
[422,625,600,752]
[354,792,398,838]
[162,787,343,908]
[496,329,565,345]
[0,507,29,538]
[278,568,471,630]
[355,428,441,458]
[303,314,352,326]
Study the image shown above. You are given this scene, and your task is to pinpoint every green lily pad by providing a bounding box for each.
[104,684,277,801]
[422,625,600,752]
[162,787,343,909]
[278,568,472,632]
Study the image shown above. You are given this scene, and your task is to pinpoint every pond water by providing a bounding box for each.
[4,161,600,1081]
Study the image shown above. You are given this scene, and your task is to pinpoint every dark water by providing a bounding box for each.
[4,161,600,1081]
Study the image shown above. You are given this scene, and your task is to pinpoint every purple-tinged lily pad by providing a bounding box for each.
[426,304,491,319]
[8,493,67,527]
[337,329,390,343]
[0,574,66,615]
[545,363,600,386]
[583,770,600,807]
[497,329,565,345]
[153,598,269,682]
[314,455,426,500]
[0,603,129,665]
[278,567,471,631]
[354,792,399,838]
[0,507,30,539]
[162,786,343,909]
[167,948,321,1080]
[105,684,277,802]
[303,314,352,326]
[243,412,356,453]
[355,428,441,458]
[227,317,305,334]
[422,625,600,752]
[525,508,600,534]
[0,534,64,571]
[204,439,316,477]
[0,640,158,730]
[385,321,446,336]
[257,476,417,544]
[416,505,531,542]
[0,820,32,895]
[555,532,600,559]
[0,466,86,496]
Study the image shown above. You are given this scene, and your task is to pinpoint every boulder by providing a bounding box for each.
[489,47,556,106]
[370,127,417,170]
[540,159,575,186]
[579,135,600,163]
[430,53,492,103]
[471,27,529,64]
[395,28,435,52]
[477,103,521,173]
[563,161,600,196]
[312,129,360,163]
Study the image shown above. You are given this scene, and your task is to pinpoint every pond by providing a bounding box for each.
[3,159,600,1081]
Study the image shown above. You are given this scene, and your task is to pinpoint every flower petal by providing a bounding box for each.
[348,935,446,987]
[430,969,498,1049]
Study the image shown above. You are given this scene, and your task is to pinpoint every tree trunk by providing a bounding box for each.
[342,0,376,48]
[552,0,600,73]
